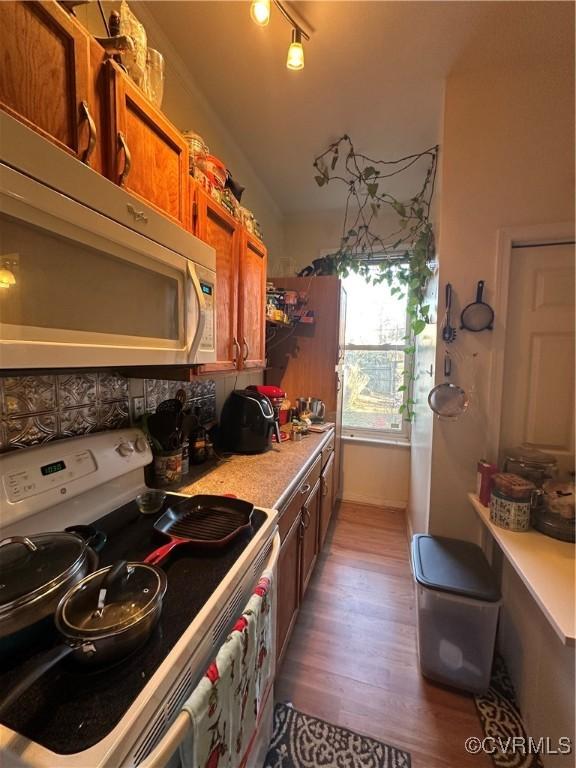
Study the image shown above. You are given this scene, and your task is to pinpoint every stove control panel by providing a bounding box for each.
[0,429,153,529]
[4,449,97,503]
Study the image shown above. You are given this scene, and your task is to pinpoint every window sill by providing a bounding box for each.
[342,434,411,448]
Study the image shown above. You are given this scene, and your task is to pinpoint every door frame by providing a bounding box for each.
[486,222,575,462]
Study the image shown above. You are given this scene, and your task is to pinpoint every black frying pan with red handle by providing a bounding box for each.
[143,495,254,566]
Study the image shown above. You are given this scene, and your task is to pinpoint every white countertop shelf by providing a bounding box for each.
[469,493,575,645]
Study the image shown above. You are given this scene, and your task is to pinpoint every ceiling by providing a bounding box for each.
[143,1,573,215]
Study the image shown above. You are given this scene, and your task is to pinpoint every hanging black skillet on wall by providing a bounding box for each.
[460,280,494,332]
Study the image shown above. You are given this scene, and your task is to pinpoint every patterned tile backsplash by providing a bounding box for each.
[0,373,216,453]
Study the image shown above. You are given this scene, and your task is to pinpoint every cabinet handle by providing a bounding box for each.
[126,204,148,224]
[242,337,249,362]
[299,518,305,540]
[336,374,342,392]
[80,101,97,165]
[233,337,241,366]
[322,477,328,497]
[118,131,132,185]
[302,506,310,528]
[300,483,311,495]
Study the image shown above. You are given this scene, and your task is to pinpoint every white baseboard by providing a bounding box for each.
[341,492,407,510]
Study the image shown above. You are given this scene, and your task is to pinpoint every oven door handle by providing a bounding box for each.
[186,261,206,363]
[135,530,280,768]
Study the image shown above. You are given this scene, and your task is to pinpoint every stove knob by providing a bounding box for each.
[117,441,135,457]
[134,437,148,453]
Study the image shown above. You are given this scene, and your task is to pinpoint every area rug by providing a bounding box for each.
[263,702,411,768]
[474,655,544,768]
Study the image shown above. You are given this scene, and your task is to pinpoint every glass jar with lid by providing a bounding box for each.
[504,445,557,487]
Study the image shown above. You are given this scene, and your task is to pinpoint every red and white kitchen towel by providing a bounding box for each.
[180,571,274,768]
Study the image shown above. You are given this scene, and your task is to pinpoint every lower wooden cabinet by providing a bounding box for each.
[319,450,335,549]
[276,446,336,666]
[276,514,301,664]
[299,478,321,598]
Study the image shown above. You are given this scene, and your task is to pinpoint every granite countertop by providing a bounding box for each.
[161,429,334,511]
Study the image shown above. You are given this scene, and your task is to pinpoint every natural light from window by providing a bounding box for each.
[342,265,410,437]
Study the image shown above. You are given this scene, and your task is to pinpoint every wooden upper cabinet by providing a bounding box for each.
[193,184,240,372]
[238,232,267,369]
[106,61,189,228]
[0,1,102,167]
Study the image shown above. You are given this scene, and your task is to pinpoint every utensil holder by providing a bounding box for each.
[153,449,182,486]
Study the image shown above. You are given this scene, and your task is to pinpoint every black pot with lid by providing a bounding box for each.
[0,560,167,717]
[0,531,103,646]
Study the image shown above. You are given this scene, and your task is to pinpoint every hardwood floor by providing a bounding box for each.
[275,502,492,768]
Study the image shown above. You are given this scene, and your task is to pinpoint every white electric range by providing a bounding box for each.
[0,429,278,767]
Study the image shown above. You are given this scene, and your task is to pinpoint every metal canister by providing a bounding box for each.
[490,488,532,532]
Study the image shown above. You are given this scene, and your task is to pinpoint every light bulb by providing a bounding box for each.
[286,28,304,70]
[0,267,16,288]
[250,0,270,26]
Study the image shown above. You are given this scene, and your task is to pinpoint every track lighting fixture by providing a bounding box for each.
[286,28,304,70]
[249,0,310,71]
[250,0,270,27]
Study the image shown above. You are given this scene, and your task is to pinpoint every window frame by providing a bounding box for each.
[338,257,413,443]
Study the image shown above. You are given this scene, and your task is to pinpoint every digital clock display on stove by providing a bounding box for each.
[40,460,66,476]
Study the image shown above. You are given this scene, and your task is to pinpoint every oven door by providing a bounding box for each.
[0,163,215,369]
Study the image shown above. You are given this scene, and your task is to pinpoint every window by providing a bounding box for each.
[342,264,411,440]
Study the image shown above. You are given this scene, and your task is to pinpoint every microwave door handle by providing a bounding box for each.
[186,262,206,363]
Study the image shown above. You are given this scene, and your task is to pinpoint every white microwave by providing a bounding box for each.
[0,113,216,370]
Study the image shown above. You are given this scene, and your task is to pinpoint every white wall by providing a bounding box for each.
[407,273,438,534]
[76,2,285,262]
[430,56,575,542]
[341,440,410,509]
[432,39,575,755]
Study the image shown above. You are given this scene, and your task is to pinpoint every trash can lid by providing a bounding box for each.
[411,534,501,602]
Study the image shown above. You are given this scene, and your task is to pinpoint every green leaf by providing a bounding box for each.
[348,229,357,237]
[392,202,407,217]
[398,385,407,392]
[367,183,378,198]
[363,166,377,179]
[331,154,338,170]
[314,175,326,187]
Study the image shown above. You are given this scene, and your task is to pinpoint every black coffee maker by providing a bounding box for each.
[219,390,276,454]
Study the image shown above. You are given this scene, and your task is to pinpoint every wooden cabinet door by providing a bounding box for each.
[0,1,96,162]
[193,185,240,372]
[319,450,335,550]
[276,513,301,665]
[300,478,321,598]
[238,232,267,369]
[107,61,189,227]
[266,276,341,410]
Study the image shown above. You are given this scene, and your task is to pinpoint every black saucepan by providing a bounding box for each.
[0,560,166,718]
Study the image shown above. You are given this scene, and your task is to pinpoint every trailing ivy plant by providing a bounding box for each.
[313,135,439,420]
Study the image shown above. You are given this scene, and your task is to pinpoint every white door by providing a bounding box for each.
[499,242,575,474]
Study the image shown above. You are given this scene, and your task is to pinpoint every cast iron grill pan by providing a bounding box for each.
[144,495,255,565]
